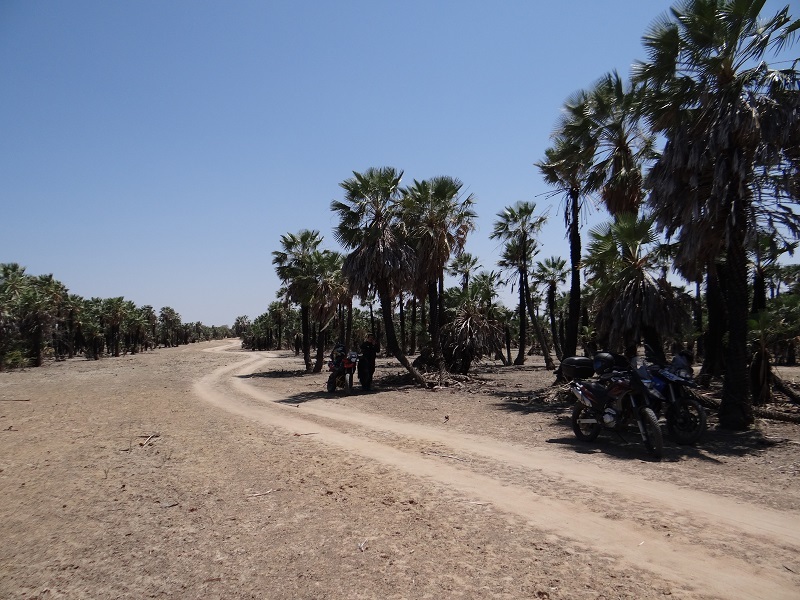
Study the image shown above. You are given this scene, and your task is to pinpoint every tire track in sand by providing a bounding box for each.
[195,345,800,600]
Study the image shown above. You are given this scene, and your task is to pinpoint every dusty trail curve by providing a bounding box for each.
[195,343,800,600]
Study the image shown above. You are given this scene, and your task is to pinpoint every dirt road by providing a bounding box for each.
[197,342,800,600]
[2,339,798,599]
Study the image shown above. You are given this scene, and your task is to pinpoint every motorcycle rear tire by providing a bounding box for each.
[326,372,337,393]
[571,404,601,441]
[667,393,707,445]
[640,407,663,460]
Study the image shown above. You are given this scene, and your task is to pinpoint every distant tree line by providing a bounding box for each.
[0,263,231,370]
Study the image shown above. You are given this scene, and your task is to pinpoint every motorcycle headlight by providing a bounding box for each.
[677,367,693,379]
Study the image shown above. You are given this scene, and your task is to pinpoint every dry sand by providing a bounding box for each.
[2,339,799,599]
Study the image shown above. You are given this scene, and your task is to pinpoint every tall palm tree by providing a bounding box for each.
[400,176,477,371]
[536,100,596,358]
[272,229,323,372]
[331,167,426,386]
[534,256,568,360]
[491,202,553,367]
[633,0,800,429]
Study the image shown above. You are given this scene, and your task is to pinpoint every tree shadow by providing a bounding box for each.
[239,370,308,379]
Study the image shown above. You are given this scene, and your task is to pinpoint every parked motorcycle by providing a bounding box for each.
[327,344,359,394]
[564,353,664,459]
[642,347,707,445]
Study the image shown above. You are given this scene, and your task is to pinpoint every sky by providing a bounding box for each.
[1,0,797,326]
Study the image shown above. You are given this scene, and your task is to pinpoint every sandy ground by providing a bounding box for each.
[1,339,799,600]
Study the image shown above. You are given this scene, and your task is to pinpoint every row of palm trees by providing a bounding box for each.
[0,263,231,370]
[265,0,798,430]
[534,0,799,429]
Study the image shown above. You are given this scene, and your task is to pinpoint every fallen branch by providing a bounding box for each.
[293,432,318,436]
[248,489,275,498]
[689,390,800,424]
[772,374,800,405]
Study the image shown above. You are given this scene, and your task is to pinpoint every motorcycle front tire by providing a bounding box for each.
[346,372,353,394]
[571,404,602,441]
[667,393,707,445]
[640,407,663,460]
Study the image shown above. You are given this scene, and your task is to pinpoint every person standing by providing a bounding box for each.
[357,333,379,391]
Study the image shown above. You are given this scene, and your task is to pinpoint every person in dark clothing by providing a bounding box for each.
[357,333,379,391]
[294,333,301,356]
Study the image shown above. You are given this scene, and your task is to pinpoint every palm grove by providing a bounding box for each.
[4,1,799,433]
[236,1,800,431]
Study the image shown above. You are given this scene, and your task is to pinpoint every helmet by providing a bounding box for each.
[593,352,615,375]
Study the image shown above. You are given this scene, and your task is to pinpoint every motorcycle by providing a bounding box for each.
[564,353,664,459]
[327,344,359,394]
[642,347,707,445]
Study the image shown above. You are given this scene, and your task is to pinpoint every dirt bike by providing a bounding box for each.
[564,353,663,460]
[327,348,359,394]
[642,347,707,445]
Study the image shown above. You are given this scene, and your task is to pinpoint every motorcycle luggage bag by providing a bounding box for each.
[561,356,594,379]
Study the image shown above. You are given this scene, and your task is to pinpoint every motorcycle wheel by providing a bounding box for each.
[640,407,663,460]
[346,372,353,394]
[667,393,707,445]
[326,372,337,393]
[571,404,601,441]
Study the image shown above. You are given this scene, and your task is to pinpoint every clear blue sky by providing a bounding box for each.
[1,1,796,325]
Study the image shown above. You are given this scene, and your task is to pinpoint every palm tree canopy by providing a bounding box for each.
[400,176,477,295]
[584,213,689,351]
[331,167,417,299]
[634,0,800,279]
[271,229,324,306]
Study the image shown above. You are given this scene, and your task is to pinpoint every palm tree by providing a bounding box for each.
[633,0,800,429]
[536,101,596,358]
[491,201,553,367]
[534,257,568,360]
[400,176,477,371]
[159,306,182,348]
[331,167,426,386]
[272,229,324,372]
[308,249,347,372]
[447,252,482,294]
[583,213,691,359]
[102,297,127,357]
[583,71,656,218]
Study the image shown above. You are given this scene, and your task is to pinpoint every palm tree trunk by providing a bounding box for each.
[700,262,726,380]
[312,328,327,373]
[379,292,427,387]
[547,286,562,360]
[564,192,581,357]
[719,214,754,430]
[410,297,417,355]
[301,304,312,373]
[398,292,406,355]
[514,271,526,365]
[524,276,555,369]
